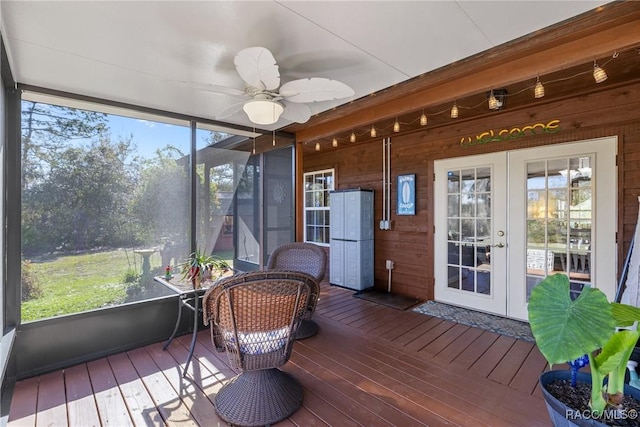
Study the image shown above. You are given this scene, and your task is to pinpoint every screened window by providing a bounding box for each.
[194,126,250,267]
[303,169,334,245]
[19,97,193,322]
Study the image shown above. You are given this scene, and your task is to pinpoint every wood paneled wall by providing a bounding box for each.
[301,80,640,301]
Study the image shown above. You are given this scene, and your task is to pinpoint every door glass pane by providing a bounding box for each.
[445,167,492,295]
[526,156,592,300]
[264,146,294,264]
[195,128,251,273]
[235,157,260,266]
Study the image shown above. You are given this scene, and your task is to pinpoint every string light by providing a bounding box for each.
[450,102,459,119]
[316,50,627,146]
[488,91,498,110]
[252,128,256,154]
[593,60,608,83]
[534,76,545,98]
[420,111,428,126]
[272,130,276,146]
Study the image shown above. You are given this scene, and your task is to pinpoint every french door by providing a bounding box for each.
[434,137,617,321]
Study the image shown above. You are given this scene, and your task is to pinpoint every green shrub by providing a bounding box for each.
[21,260,43,301]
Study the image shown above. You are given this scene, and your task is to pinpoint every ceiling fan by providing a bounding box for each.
[192,46,355,126]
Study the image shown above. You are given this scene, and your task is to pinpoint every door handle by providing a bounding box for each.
[491,242,505,248]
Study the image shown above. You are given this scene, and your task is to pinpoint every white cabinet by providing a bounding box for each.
[329,190,374,291]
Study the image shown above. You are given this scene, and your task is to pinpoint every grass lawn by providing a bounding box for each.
[22,248,234,322]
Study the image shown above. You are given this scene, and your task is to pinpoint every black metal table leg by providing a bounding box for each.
[163,294,185,351]
[183,293,200,377]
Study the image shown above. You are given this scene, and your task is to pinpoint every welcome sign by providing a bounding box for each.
[460,119,560,146]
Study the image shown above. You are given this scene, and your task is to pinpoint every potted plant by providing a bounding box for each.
[528,273,640,425]
[181,248,230,289]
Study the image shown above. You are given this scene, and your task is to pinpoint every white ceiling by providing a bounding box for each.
[0,1,609,132]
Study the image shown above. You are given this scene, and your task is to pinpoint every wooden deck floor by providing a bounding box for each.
[7,283,550,426]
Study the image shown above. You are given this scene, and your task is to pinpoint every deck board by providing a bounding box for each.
[36,370,67,427]
[107,352,166,427]
[86,357,133,427]
[64,364,101,427]
[8,282,550,426]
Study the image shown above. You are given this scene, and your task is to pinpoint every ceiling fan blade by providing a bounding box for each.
[234,47,280,92]
[280,101,311,124]
[279,78,355,103]
[165,80,247,98]
[215,101,246,120]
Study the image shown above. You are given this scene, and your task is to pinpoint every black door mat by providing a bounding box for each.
[353,288,422,310]
[412,301,535,342]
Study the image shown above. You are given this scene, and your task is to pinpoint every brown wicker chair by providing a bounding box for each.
[266,242,326,339]
[202,270,316,427]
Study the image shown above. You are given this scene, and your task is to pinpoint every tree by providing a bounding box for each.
[129,146,190,246]
[22,133,139,254]
[21,101,108,190]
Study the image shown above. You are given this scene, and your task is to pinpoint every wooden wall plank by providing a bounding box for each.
[303,80,640,300]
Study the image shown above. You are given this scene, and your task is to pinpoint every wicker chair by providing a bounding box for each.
[203,270,316,427]
[266,242,326,339]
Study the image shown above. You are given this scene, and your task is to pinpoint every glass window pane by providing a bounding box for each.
[461,169,475,193]
[448,266,460,289]
[477,193,491,218]
[461,220,475,241]
[476,167,491,192]
[448,219,460,241]
[527,161,546,190]
[448,195,460,218]
[547,159,568,189]
[527,220,546,246]
[20,100,191,322]
[527,191,546,218]
[447,170,459,193]
[303,169,334,245]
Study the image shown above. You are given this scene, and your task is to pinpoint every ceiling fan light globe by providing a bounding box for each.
[243,99,284,125]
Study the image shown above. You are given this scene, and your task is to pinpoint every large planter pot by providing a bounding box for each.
[540,370,640,427]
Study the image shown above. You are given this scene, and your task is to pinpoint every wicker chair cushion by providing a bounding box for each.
[224,327,288,355]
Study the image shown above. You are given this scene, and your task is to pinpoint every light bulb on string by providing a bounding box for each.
[488,91,498,110]
[420,111,428,126]
[393,118,400,133]
[593,60,608,83]
[534,76,545,98]
[350,132,356,143]
[272,130,276,146]
[332,137,338,147]
[370,125,377,138]
[315,141,321,151]
[450,102,459,119]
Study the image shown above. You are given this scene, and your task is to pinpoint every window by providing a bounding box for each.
[194,126,250,264]
[303,169,334,245]
[19,95,195,322]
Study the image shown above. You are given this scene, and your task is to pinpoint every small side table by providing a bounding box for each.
[154,272,232,377]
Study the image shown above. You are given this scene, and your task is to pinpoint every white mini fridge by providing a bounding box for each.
[329,189,374,291]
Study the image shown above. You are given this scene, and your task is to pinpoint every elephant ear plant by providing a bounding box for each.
[528,274,640,416]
